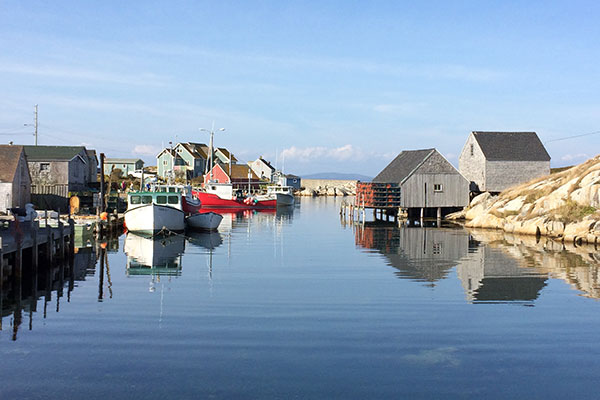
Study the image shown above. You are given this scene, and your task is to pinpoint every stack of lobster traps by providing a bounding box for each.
[356,182,401,209]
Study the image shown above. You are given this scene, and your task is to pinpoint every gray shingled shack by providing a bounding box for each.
[373,148,469,217]
[458,131,551,193]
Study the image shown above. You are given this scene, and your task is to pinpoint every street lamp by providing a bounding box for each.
[200,125,225,181]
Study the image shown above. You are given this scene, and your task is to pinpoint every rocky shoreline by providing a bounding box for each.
[297,179,357,197]
[447,155,600,245]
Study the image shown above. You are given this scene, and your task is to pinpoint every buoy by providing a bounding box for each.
[100,211,108,221]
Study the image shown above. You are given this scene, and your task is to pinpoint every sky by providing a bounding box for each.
[1,1,600,177]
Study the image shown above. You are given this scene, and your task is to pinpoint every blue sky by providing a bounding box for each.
[1,1,599,176]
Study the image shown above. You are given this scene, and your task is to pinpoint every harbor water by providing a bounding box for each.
[2,197,600,399]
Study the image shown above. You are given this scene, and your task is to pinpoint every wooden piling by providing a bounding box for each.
[58,219,65,260]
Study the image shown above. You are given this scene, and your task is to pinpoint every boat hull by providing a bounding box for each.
[275,193,294,206]
[124,204,185,234]
[193,191,276,209]
[186,212,223,231]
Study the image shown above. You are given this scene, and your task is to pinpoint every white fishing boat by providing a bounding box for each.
[265,185,295,206]
[124,191,185,234]
[186,211,223,231]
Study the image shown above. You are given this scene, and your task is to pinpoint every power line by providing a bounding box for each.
[545,130,600,144]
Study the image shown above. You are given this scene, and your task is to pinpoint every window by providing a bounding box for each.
[168,187,176,193]
[130,195,141,204]
[40,163,50,172]
[432,242,442,255]
[163,160,167,166]
[470,144,474,156]
[156,195,167,204]
[434,184,443,192]
[142,195,152,204]
[168,195,179,204]
[123,164,127,168]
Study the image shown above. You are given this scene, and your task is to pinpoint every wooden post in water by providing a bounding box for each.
[68,218,75,258]
[32,220,39,268]
[58,219,65,260]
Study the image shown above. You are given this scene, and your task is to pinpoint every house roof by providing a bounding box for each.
[216,148,237,162]
[179,142,208,159]
[212,164,259,180]
[254,157,275,171]
[23,145,87,162]
[105,158,143,164]
[86,149,98,162]
[0,145,25,183]
[472,131,550,161]
[373,149,436,183]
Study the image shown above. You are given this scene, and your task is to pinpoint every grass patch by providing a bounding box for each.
[551,166,573,174]
[552,200,597,223]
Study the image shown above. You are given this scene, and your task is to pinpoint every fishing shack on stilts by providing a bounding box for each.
[355,148,469,223]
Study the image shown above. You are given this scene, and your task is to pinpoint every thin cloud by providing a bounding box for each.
[281,144,394,163]
[133,144,162,157]
[146,44,504,82]
[561,153,590,162]
[0,62,169,86]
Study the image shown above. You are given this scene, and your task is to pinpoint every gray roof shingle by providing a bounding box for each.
[472,131,550,161]
[373,149,435,183]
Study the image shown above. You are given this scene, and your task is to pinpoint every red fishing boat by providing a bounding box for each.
[193,183,276,209]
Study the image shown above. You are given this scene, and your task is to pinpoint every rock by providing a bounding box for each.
[564,220,595,238]
[445,209,466,220]
[470,192,493,207]
[570,184,600,207]
[503,196,526,213]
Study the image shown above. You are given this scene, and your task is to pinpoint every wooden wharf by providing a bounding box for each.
[0,217,75,279]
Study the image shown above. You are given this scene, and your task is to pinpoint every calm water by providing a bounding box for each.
[2,197,600,399]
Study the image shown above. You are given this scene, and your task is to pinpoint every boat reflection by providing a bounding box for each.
[124,233,185,276]
[206,205,295,233]
[354,222,550,303]
[186,231,223,250]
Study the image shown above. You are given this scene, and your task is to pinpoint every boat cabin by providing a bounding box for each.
[127,191,183,211]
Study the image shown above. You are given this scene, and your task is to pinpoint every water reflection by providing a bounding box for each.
[0,246,99,340]
[124,233,185,276]
[354,222,552,303]
[466,228,600,300]
[355,222,467,285]
[212,206,295,233]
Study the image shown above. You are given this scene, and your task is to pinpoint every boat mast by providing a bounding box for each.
[200,123,225,184]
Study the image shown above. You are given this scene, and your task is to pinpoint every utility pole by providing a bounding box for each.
[34,104,38,146]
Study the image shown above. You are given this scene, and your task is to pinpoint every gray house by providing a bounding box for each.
[373,148,469,216]
[0,145,31,214]
[23,145,93,191]
[459,131,551,193]
[104,158,144,177]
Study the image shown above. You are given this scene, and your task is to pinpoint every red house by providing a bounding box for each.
[204,164,261,190]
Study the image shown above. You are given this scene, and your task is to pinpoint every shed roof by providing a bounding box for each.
[0,145,25,183]
[373,149,436,183]
[472,131,550,161]
[23,145,86,162]
[105,158,143,164]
